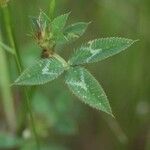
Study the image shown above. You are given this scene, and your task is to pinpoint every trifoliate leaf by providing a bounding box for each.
[0,41,15,54]
[65,67,113,116]
[14,57,64,85]
[69,37,137,65]
[56,22,89,45]
[51,12,70,35]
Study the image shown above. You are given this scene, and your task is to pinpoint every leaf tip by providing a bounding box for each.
[110,112,115,118]
[134,39,140,43]
[10,80,21,87]
[67,11,72,16]
[10,83,14,87]
[104,107,114,118]
[87,21,92,25]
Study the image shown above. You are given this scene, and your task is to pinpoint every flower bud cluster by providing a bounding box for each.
[32,12,55,51]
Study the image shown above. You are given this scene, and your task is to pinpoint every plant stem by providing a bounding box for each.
[2,5,22,73]
[0,33,17,133]
[53,53,69,69]
[49,0,56,19]
[102,115,128,145]
[24,89,40,149]
[2,5,40,150]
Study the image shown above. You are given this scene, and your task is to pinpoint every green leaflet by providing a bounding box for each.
[56,22,89,45]
[51,12,70,35]
[69,37,137,65]
[14,57,64,85]
[0,41,14,54]
[50,12,70,46]
[64,22,89,41]
[65,67,113,116]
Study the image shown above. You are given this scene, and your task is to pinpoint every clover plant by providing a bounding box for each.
[14,11,137,117]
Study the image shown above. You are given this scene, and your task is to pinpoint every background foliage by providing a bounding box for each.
[0,0,149,150]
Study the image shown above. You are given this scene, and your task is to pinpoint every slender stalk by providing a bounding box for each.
[49,0,55,19]
[1,5,40,149]
[0,33,16,133]
[2,5,22,73]
[102,115,128,145]
[24,88,40,149]
[53,53,69,69]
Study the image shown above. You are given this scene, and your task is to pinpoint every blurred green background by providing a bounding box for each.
[0,0,150,150]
